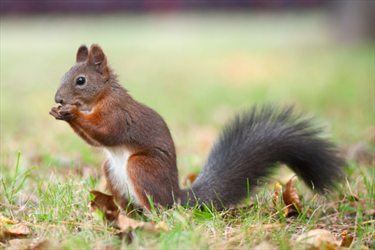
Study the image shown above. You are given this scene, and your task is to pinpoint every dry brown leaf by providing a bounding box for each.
[282,176,302,215]
[339,230,348,238]
[0,216,19,227]
[89,190,119,223]
[182,172,198,187]
[297,229,340,249]
[340,235,354,248]
[8,225,30,237]
[283,207,290,217]
[117,214,159,234]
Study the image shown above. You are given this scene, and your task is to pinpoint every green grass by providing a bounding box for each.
[1,11,374,249]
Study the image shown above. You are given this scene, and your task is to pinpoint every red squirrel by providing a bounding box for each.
[49,44,345,211]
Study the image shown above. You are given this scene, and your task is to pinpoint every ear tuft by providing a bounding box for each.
[88,44,108,75]
[76,45,88,63]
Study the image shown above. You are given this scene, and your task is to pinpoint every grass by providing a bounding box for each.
[1,11,374,249]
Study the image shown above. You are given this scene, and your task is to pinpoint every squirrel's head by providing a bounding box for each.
[54,44,110,113]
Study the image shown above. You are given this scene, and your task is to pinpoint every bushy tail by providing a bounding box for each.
[180,105,345,209]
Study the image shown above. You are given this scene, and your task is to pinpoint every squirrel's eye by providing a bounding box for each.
[76,77,86,86]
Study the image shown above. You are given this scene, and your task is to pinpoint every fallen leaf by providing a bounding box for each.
[8,225,30,237]
[282,176,302,215]
[297,229,340,249]
[0,216,18,226]
[283,207,290,217]
[89,191,119,223]
[339,230,348,238]
[182,172,198,187]
[117,214,159,234]
[340,234,354,248]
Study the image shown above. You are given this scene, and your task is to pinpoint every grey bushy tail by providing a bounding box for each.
[180,105,345,209]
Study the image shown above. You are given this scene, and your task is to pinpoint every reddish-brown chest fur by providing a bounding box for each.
[69,81,180,210]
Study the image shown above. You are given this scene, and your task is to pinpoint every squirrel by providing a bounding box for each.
[49,44,345,211]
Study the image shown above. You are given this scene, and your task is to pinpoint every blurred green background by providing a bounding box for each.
[1,11,374,177]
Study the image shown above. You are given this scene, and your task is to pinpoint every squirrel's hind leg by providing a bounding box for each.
[127,154,178,211]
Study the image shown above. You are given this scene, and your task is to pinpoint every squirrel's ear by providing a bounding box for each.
[88,44,108,75]
[76,45,88,63]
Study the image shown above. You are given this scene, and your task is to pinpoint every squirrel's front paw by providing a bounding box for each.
[57,104,78,121]
[49,105,78,121]
[49,106,63,120]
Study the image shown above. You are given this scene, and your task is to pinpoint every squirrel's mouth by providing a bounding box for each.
[73,102,82,108]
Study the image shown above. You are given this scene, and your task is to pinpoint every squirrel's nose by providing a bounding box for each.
[54,93,64,105]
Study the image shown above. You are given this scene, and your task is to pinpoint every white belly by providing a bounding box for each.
[103,146,142,208]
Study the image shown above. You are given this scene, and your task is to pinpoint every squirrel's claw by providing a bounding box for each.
[49,107,63,120]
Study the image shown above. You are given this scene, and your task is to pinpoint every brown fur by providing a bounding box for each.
[50,44,179,210]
